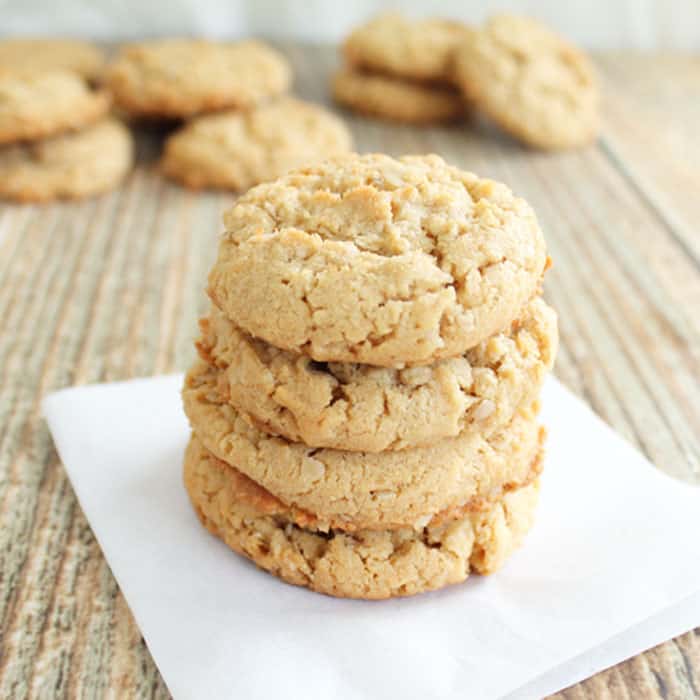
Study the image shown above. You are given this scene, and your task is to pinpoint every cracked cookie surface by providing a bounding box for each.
[0,39,105,80]
[198,297,557,452]
[182,360,543,530]
[454,14,600,150]
[208,153,547,367]
[161,97,352,191]
[185,435,540,599]
[106,39,291,118]
[343,13,467,83]
[0,70,110,145]
[332,68,465,124]
[0,118,133,202]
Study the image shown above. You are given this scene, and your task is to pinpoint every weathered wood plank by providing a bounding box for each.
[0,45,698,699]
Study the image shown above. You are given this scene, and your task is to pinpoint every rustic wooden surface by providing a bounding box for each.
[1,44,699,699]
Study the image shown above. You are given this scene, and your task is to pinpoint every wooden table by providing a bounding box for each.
[1,44,699,699]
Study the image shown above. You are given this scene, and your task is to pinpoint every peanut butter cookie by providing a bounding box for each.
[161,97,352,191]
[208,154,547,367]
[106,39,291,118]
[343,13,466,83]
[185,435,540,599]
[0,39,105,80]
[0,118,133,202]
[332,69,465,124]
[454,14,600,149]
[182,360,543,531]
[198,297,557,452]
[0,70,110,145]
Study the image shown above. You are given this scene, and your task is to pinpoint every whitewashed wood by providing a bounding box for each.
[0,45,698,699]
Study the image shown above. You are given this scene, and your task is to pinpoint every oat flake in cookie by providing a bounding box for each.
[208,153,547,367]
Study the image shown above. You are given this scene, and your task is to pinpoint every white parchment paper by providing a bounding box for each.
[43,375,700,700]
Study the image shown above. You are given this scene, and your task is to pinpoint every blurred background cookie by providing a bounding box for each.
[0,70,110,145]
[454,14,600,149]
[0,118,133,202]
[106,39,292,119]
[160,96,352,191]
[343,12,466,83]
[0,38,105,81]
[332,68,464,124]
[334,13,469,126]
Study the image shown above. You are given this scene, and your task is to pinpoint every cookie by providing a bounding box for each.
[343,13,466,83]
[192,432,542,532]
[198,297,557,452]
[185,435,540,599]
[182,360,543,531]
[208,154,547,367]
[160,97,352,191]
[0,70,110,145]
[0,39,105,81]
[454,14,600,150]
[332,69,465,125]
[106,39,292,118]
[0,118,133,202]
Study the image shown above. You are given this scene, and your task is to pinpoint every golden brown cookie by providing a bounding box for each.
[0,118,133,202]
[160,97,352,191]
[185,435,541,599]
[343,13,466,83]
[0,39,105,80]
[454,14,600,149]
[198,297,557,452]
[0,70,110,145]
[106,39,292,118]
[332,68,465,125]
[182,360,543,531]
[208,154,547,367]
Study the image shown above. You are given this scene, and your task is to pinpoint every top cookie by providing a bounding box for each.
[208,153,547,367]
[106,39,291,118]
[0,70,110,145]
[0,39,105,81]
[454,14,600,149]
[343,13,466,83]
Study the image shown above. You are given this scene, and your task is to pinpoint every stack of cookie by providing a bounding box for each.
[182,153,558,599]
[333,14,467,125]
[0,39,133,202]
[106,39,353,191]
[334,13,600,150]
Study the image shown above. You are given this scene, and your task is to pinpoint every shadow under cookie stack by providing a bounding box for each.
[182,152,558,599]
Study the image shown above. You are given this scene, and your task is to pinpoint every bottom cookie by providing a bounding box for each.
[0,118,133,202]
[184,436,540,599]
[332,68,465,125]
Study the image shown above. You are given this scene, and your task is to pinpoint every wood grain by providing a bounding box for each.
[0,45,698,699]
